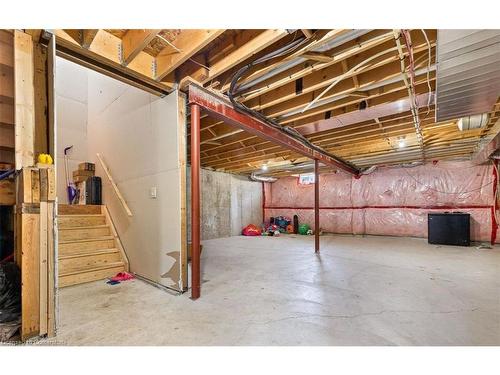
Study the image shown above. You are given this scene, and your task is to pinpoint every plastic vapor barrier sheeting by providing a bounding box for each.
[264,160,498,243]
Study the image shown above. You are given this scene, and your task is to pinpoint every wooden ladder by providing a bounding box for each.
[58,204,129,287]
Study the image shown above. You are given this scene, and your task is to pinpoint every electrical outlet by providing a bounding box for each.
[150,186,157,199]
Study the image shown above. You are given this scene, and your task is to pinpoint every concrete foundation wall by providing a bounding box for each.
[188,168,262,240]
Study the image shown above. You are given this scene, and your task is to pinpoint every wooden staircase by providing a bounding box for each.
[58,204,129,287]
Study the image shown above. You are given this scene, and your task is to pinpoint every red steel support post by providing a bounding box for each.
[314,159,320,253]
[191,104,201,299]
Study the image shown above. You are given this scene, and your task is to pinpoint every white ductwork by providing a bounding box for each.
[249,172,278,183]
[457,113,489,131]
[436,30,500,122]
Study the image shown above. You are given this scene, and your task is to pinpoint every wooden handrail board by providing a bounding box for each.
[96,153,133,217]
[102,205,130,272]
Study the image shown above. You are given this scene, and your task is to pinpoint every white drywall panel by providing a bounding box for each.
[55,57,89,203]
[86,69,184,291]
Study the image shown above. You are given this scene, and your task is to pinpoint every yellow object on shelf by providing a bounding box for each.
[38,153,53,165]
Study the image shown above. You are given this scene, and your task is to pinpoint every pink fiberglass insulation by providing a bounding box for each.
[263,160,498,243]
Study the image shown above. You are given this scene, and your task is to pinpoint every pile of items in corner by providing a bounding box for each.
[242,215,315,237]
[0,262,21,341]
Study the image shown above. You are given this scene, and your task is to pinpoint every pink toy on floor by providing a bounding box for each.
[109,272,135,282]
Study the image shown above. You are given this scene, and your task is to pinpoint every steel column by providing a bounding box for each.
[190,104,201,299]
[314,159,320,253]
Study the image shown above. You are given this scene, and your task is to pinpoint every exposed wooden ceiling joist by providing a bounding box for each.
[155,29,225,81]
[122,29,161,66]
[45,28,495,175]
[188,29,289,85]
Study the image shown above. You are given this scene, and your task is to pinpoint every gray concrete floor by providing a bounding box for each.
[50,235,500,345]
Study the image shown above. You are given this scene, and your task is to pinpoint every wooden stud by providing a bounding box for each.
[46,202,55,337]
[19,209,40,340]
[33,43,48,156]
[31,168,40,203]
[17,167,32,203]
[39,167,48,201]
[39,202,48,335]
[47,166,56,201]
[14,30,35,169]
[0,179,15,205]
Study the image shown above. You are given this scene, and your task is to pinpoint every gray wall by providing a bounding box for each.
[188,168,263,240]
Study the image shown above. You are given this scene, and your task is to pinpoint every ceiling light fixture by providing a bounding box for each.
[398,138,406,149]
[261,164,269,171]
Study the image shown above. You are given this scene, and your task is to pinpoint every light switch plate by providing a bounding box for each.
[150,186,157,199]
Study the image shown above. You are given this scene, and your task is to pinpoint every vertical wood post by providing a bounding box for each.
[314,159,320,253]
[14,30,35,169]
[190,104,201,299]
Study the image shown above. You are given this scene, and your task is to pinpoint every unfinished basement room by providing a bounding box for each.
[1,11,500,370]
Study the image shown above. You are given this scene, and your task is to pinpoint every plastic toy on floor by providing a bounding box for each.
[242,224,262,236]
[274,216,291,233]
[298,223,311,235]
[265,224,279,236]
[106,272,135,285]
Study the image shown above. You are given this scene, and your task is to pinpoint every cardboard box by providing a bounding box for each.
[78,162,95,172]
[73,170,94,180]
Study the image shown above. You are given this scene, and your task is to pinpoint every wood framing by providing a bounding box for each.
[33,42,48,156]
[16,205,40,340]
[155,29,225,82]
[190,29,289,85]
[0,180,15,205]
[14,30,35,169]
[122,29,160,66]
[52,30,171,95]
[40,28,494,173]
[82,30,99,49]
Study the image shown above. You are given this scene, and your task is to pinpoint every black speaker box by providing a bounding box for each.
[428,212,470,246]
[85,176,102,205]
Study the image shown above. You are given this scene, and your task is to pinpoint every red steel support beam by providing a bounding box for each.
[314,159,320,253]
[191,104,201,299]
[188,84,359,176]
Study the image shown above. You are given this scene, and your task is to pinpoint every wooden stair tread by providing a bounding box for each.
[57,204,129,287]
[59,248,120,260]
[59,224,109,230]
[59,214,105,217]
[59,236,114,244]
[59,261,125,277]
[58,204,103,216]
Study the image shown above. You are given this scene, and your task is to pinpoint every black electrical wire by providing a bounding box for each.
[227,34,358,171]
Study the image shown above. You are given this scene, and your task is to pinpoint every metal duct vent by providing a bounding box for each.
[436,29,500,122]
[457,113,489,131]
